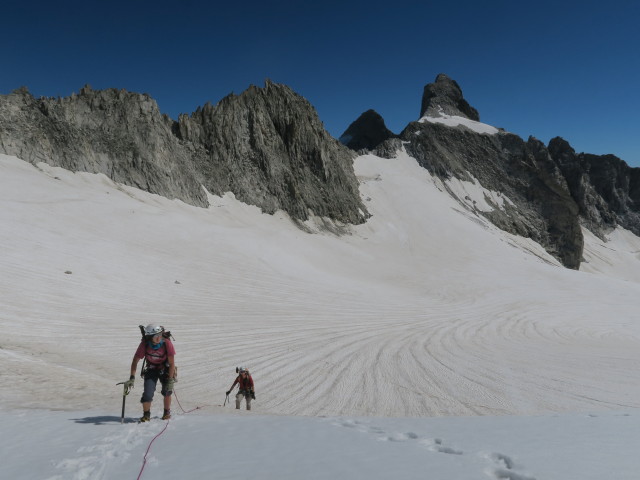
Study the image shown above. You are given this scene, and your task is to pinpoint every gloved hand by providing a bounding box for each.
[250,392,256,400]
[226,390,231,396]
[165,378,175,393]
[124,375,135,390]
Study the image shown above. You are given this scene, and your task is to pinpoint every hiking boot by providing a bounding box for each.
[162,409,171,420]
[140,411,151,422]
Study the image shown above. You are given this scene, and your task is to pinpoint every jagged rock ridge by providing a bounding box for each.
[3,76,638,268]
[401,119,583,268]
[176,81,367,224]
[0,86,208,207]
[548,137,640,238]
[0,82,368,226]
[341,74,640,269]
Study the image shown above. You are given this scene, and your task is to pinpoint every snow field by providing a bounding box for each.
[2,153,640,418]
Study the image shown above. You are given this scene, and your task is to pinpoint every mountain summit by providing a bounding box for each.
[341,74,640,268]
[420,73,480,120]
[338,109,397,152]
[176,81,367,225]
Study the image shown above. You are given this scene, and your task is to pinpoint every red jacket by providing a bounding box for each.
[134,339,175,368]
[231,374,254,392]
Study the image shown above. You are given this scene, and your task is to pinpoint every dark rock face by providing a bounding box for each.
[338,109,397,151]
[398,74,640,268]
[176,81,367,224]
[0,86,208,207]
[420,73,480,121]
[0,82,368,225]
[402,120,583,268]
[548,137,640,238]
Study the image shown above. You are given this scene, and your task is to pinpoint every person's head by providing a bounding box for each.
[144,324,164,346]
[238,366,248,376]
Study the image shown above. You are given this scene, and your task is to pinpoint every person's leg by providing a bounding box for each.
[140,372,159,420]
[236,392,243,409]
[245,394,252,411]
[160,378,172,419]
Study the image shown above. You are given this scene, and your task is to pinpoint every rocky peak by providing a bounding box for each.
[548,137,577,166]
[404,80,583,268]
[178,80,368,225]
[420,73,480,121]
[338,109,397,151]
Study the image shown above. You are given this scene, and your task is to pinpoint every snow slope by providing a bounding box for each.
[1,150,640,479]
[2,409,638,480]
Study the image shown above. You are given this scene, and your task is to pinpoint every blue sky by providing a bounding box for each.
[2,1,639,166]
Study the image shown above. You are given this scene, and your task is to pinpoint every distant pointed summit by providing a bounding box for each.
[420,73,479,121]
[339,109,396,151]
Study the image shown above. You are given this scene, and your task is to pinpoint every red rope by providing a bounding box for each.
[136,420,170,480]
[174,390,203,414]
[135,391,209,479]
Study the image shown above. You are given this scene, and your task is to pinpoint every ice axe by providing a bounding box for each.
[115,380,133,424]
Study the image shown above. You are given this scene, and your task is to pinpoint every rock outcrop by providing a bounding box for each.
[420,73,480,121]
[340,73,640,268]
[405,75,585,268]
[0,85,208,207]
[548,137,640,238]
[0,82,368,226]
[176,81,367,225]
[338,109,397,151]
[401,119,583,268]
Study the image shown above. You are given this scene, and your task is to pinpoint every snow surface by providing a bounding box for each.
[1,151,640,479]
[418,112,500,135]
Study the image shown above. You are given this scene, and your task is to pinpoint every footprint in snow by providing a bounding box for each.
[377,432,419,442]
[420,437,463,455]
[334,419,463,454]
[486,452,536,480]
[492,469,536,480]
[333,418,535,479]
[53,423,152,479]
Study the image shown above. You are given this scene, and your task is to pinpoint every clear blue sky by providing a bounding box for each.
[2,1,639,166]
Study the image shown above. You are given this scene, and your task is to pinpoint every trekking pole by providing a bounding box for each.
[115,381,132,424]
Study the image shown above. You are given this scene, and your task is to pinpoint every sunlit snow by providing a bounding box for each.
[1,151,639,479]
[419,110,500,135]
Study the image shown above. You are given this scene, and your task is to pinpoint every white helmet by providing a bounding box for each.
[144,324,163,336]
[237,366,248,373]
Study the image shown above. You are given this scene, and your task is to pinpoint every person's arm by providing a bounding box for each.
[130,355,140,378]
[123,354,140,389]
[228,377,239,392]
[167,355,175,378]
[130,341,146,378]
